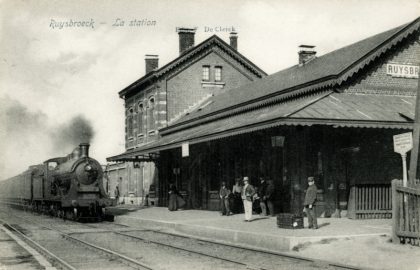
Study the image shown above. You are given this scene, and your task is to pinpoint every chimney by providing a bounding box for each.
[298,45,316,65]
[229,32,238,50]
[145,55,159,74]
[79,143,90,158]
[176,27,196,54]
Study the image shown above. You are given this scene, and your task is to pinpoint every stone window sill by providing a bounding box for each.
[201,81,225,88]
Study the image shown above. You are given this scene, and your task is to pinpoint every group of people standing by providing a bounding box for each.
[167,175,318,229]
[219,176,275,222]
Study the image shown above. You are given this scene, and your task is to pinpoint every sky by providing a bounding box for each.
[0,0,419,179]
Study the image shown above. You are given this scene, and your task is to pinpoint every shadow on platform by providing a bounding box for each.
[107,205,147,216]
[247,216,270,222]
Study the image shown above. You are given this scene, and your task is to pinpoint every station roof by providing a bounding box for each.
[165,17,420,132]
[107,92,415,161]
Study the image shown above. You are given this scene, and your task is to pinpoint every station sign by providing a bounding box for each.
[182,142,189,157]
[386,63,419,79]
[393,132,413,154]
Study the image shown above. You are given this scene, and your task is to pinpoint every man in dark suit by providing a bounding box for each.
[266,179,275,216]
[114,185,120,205]
[231,178,243,213]
[304,176,318,229]
[219,182,231,216]
[258,177,268,216]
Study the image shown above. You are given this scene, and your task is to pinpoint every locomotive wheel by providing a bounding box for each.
[65,209,75,220]
[96,207,104,222]
[34,203,40,214]
[29,203,34,212]
[58,210,64,219]
[41,203,47,215]
[65,210,71,220]
[53,205,60,217]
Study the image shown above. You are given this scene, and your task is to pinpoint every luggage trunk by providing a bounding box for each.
[277,213,304,229]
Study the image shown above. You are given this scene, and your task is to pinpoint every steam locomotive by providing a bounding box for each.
[0,143,115,221]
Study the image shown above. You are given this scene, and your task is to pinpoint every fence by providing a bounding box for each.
[350,184,392,219]
[392,179,420,246]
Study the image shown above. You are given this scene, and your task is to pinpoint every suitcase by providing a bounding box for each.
[277,213,304,229]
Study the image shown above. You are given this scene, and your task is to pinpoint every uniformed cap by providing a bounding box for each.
[243,176,249,182]
[308,176,315,182]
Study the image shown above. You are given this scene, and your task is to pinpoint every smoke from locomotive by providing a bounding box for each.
[0,143,114,221]
[52,115,95,151]
[0,98,95,180]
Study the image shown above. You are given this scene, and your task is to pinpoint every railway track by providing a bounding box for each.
[127,228,366,270]
[0,209,153,270]
[77,223,255,269]
[80,221,367,270]
[0,207,371,270]
[2,221,80,270]
[0,224,47,270]
[107,226,366,270]
[0,208,250,269]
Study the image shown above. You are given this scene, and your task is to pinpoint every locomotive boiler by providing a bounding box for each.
[0,143,115,221]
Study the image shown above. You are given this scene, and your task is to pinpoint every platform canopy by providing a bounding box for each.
[107,91,414,162]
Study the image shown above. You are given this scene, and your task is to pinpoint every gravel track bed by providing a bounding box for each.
[122,230,333,270]
[75,231,243,270]
[0,209,144,270]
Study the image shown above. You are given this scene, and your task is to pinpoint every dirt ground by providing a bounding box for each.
[287,235,420,270]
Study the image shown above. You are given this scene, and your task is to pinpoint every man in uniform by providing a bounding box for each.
[303,176,318,229]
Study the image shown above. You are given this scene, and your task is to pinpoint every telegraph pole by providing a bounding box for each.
[408,73,420,185]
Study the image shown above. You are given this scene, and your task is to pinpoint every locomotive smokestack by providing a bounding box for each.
[79,143,90,158]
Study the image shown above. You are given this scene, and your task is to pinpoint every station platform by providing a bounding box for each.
[114,206,390,251]
[113,206,420,270]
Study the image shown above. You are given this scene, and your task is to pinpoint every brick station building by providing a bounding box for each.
[109,17,420,218]
[106,28,266,205]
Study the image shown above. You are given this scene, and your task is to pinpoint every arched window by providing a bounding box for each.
[127,107,134,138]
[147,97,155,132]
[137,103,144,135]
